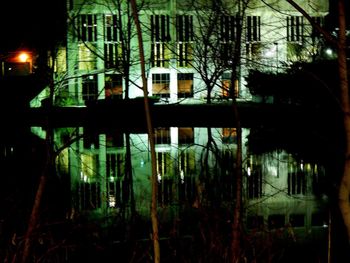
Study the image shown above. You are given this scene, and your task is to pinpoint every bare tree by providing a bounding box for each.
[130,1,160,262]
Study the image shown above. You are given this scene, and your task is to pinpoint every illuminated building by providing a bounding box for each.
[31,0,330,242]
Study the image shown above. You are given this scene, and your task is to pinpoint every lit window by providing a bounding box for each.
[82,75,98,102]
[152,73,170,98]
[177,15,193,67]
[177,73,193,98]
[104,14,119,42]
[220,15,238,66]
[221,15,238,42]
[104,43,122,69]
[287,16,304,42]
[246,16,261,42]
[151,15,171,67]
[78,43,97,70]
[221,73,238,98]
[105,74,123,99]
[77,14,97,42]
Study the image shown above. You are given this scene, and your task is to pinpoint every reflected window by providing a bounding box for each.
[157,151,173,205]
[106,130,124,148]
[288,170,306,195]
[155,127,170,144]
[79,153,101,210]
[222,128,237,144]
[268,214,285,229]
[178,149,196,204]
[106,153,124,178]
[247,215,264,229]
[312,212,328,227]
[156,151,171,177]
[179,149,196,176]
[289,214,305,227]
[247,162,262,199]
[178,127,194,144]
[83,127,99,149]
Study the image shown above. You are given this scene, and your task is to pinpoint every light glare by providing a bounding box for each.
[18,52,29,62]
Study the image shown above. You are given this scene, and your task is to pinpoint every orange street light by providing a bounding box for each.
[18,52,30,62]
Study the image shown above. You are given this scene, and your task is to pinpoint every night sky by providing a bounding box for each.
[0,1,346,52]
[0,0,66,52]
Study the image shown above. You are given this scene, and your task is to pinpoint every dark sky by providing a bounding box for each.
[0,0,346,52]
[0,0,66,52]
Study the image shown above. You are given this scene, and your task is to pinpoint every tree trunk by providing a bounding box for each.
[130,1,160,262]
[231,98,243,263]
[337,0,350,243]
[21,61,55,263]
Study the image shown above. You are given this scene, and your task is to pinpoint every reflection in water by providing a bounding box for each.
[49,125,328,233]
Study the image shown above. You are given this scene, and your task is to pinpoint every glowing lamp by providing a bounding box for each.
[18,52,30,62]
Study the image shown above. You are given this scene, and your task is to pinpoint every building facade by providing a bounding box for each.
[31,0,330,242]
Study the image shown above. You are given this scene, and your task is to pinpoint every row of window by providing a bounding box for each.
[247,212,328,230]
[75,14,323,71]
[77,14,321,44]
[81,73,237,102]
[83,127,237,149]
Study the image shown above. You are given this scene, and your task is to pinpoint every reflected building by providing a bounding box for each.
[30,0,330,243]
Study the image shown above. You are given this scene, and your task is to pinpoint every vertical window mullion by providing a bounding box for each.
[232,16,236,41]
[189,16,193,41]
[151,15,155,41]
[291,17,295,41]
[87,15,92,41]
[155,15,159,42]
[94,15,97,41]
[185,16,189,42]
[247,16,252,42]
[82,15,87,41]
[166,15,170,41]
[113,15,118,42]
[161,15,165,41]
[253,16,257,41]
